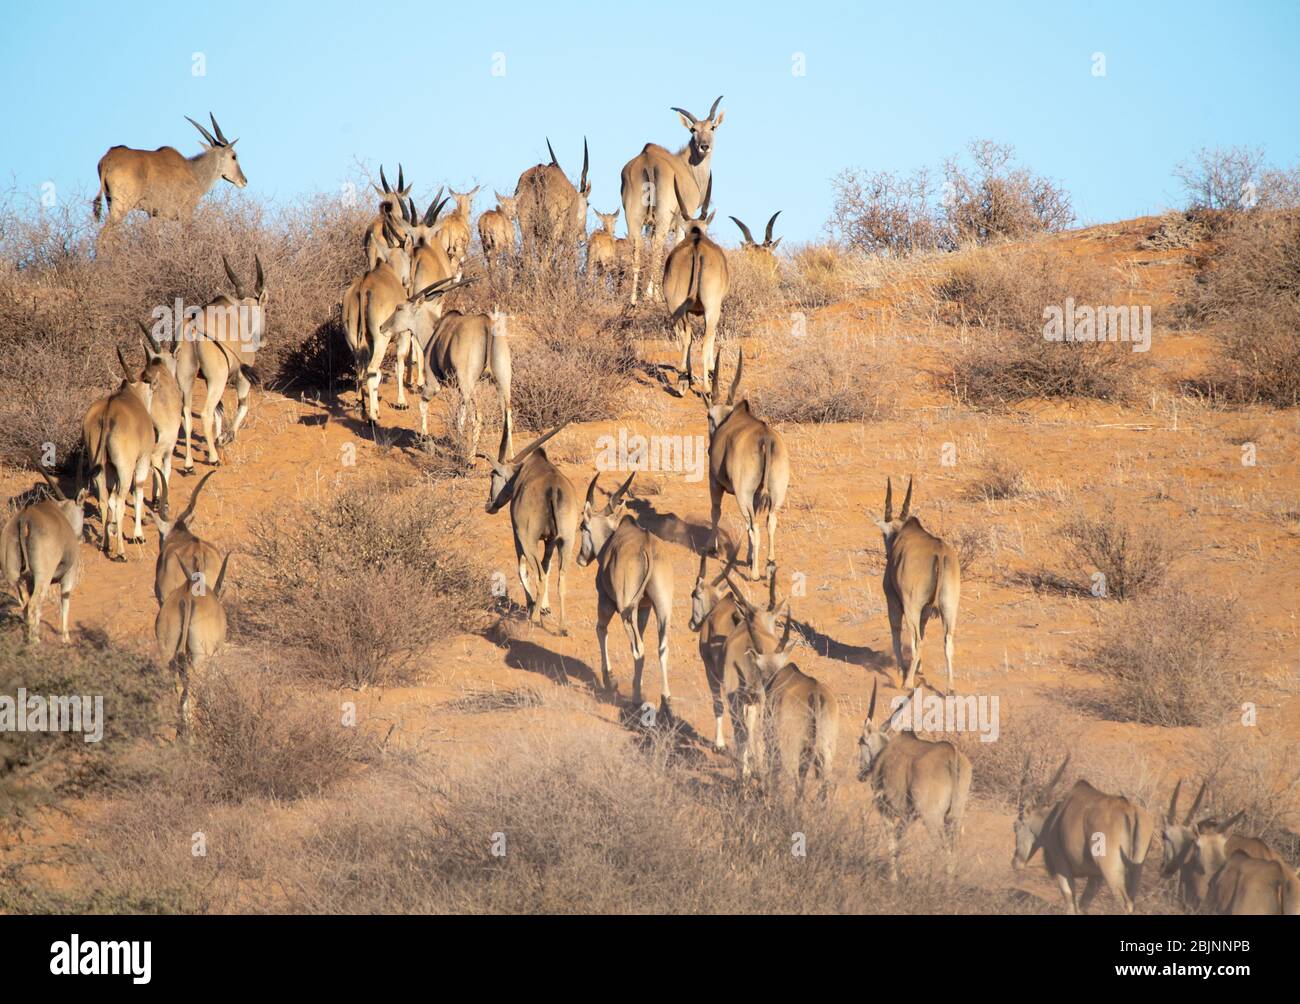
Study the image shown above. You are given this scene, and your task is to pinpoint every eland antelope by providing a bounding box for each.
[1013,755,1156,914]
[856,680,971,879]
[479,191,519,272]
[515,139,590,269]
[621,96,724,304]
[1162,779,1294,912]
[80,349,157,560]
[433,186,480,279]
[137,324,182,511]
[663,177,728,390]
[701,351,790,581]
[364,164,413,270]
[93,113,247,241]
[731,211,782,283]
[478,422,577,633]
[743,636,838,801]
[577,473,674,712]
[156,551,232,738]
[176,256,267,470]
[720,569,791,776]
[872,478,960,692]
[152,471,222,605]
[376,278,511,457]
[586,208,621,279]
[342,222,420,421]
[1,463,87,644]
[1208,851,1300,915]
[688,550,743,750]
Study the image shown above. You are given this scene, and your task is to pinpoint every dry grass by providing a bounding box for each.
[1185,210,1300,406]
[1080,583,1241,727]
[748,329,894,424]
[191,664,377,802]
[1059,509,1174,600]
[966,458,1027,502]
[0,628,167,820]
[234,471,490,687]
[4,723,1040,915]
[941,241,1140,404]
[0,187,370,468]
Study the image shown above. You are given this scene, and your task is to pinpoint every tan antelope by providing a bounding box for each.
[93,113,247,242]
[731,211,783,283]
[1162,780,1295,912]
[80,349,157,560]
[701,351,790,581]
[743,636,839,801]
[155,551,232,738]
[515,139,590,269]
[688,550,743,749]
[1012,755,1156,914]
[586,208,621,278]
[137,324,182,511]
[856,680,971,879]
[576,473,674,712]
[478,191,519,273]
[152,471,222,605]
[872,478,961,692]
[376,278,511,458]
[433,186,480,279]
[404,193,455,390]
[1,463,87,643]
[621,96,724,303]
[176,255,267,471]
[478,422,577,633]
[341,222,419,421]
[1208,851,1300,915]
[664,177,728,390]
[720,569,792,775]
[363,164,413,270]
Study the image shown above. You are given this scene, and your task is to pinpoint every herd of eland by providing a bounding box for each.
[1,102,1295,917]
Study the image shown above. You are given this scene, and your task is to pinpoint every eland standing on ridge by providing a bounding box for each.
[93,113,247,244]
[621,96,724,304]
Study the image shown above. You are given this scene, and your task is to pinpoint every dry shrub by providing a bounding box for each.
[827,166,946,255]
[0,186,371,467]
[11,715,1044,914]
[720,248,785,339]
[960,702,1162,814]
[235,471,490,686]
[781,243,859,307]
[1192,210,1300,319]
[190,666,374,802]
[959,702,1087,807]
[1191,727,1300,861]
[1185,211,1300,406]
[950,525,992,575]
[0,629,166,819]
[1144,211,1212,251]
[967,458,1026,501]
[507,284,640,427]
[944,242,1138,404]
[270,728,1027,914]
[1170,146,1300,213]
[1082,584,1240,727]
[828,140,1072,254]
[748,330,893,424]
[1059,510,1174,600]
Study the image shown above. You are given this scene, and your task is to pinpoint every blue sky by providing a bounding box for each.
[2,0,1297,241]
